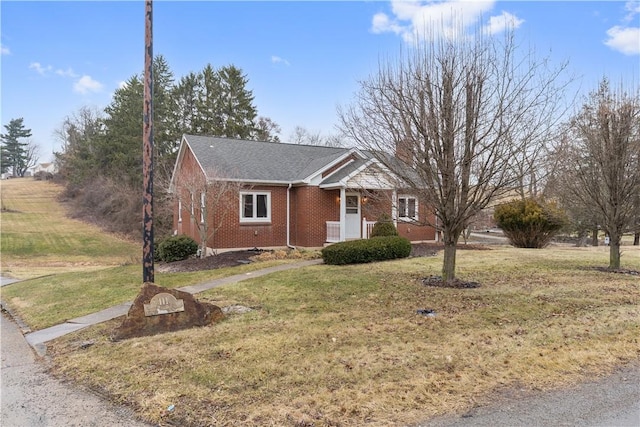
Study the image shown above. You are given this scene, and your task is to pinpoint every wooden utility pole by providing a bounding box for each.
[142,0,154,283]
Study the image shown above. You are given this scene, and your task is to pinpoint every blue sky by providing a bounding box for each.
[1,1,639,163]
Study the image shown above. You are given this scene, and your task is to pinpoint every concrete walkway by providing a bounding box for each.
[11,259,322,353]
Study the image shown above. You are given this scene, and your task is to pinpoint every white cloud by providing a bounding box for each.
[271,55,290,66]
[605,25,640,55]
[73,75,104,94]
[118,80,128,89]
[483,11,524,35]
[55,68,78,78]
[370,0,516,42]
[29,60,105,94]
[604,2,640,55]
[29,62,53,75]
[624,1,640,21]
[1,44,10,55]
[372,12,405,36]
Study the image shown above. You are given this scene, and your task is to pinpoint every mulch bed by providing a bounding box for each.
[421,275,482,289]
[157,242,491,276]
[157,248,265,273]
[589,266,640,276]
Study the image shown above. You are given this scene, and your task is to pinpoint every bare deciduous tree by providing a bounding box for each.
[339,26,572,282]
[561,79,640,268]
[20,141,40,177]
[289,126,344,147]
[174,171,244,258]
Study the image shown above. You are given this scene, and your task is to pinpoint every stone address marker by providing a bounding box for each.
[143,293,185,316]
[112,283,224,341]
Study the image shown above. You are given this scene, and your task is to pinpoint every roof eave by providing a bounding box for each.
[207,177,305,186]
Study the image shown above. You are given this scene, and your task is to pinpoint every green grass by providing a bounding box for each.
[1,259,301,330]
[1,179,139,278]
[48,246,639,426]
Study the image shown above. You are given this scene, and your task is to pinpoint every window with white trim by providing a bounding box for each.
[398,196,418,221]
[178,199,183,222]
[200,192,205,223]
[240,191,271,223]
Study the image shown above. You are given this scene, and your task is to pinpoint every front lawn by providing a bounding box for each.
[47,245,639,426]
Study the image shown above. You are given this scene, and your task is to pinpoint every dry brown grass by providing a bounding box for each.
[1,178,138,279]
[47,245,640,426]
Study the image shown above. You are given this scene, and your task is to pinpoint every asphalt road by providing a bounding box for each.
[420,364,640,427]
[1,312,152,427]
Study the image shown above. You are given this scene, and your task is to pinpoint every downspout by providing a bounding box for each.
[286,183,295,249]
[339,187,346,241]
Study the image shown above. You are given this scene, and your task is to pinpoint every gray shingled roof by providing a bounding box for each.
[185,135,350,183]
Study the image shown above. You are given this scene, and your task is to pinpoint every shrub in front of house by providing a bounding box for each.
[156,235,199,262]
[494,198,568,248]
[321,236,411,265]
[370,213,399,237]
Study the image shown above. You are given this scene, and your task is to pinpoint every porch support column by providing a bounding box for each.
[339,187,346,242]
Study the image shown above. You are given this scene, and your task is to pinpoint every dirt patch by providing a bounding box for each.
[0,207,22,213]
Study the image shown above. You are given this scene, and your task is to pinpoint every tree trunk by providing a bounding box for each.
[609,232,621,269]
[576,233,587,247]
[442,243,457,282]
[441,228,460,282]
[591,228,599,246]
[634,232,639,246]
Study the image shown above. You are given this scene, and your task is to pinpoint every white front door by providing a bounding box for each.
[345,194,360,239]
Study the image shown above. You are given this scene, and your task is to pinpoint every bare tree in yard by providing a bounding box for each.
[562,79,640,268]
[175,171,243,258]
[289,126,345,147]
[339,26,572,282]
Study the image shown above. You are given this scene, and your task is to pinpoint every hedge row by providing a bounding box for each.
[321,236,412,265]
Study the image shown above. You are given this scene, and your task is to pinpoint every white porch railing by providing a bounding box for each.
[362,218,376,239]
[326,219,377,242]
[326,221,340,242]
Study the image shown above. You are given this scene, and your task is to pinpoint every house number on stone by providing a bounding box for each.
[143,293,185,317]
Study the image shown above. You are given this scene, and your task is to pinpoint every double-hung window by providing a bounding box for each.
[398,195,418,221]
[240,191,271,223]
[200,192,205,223]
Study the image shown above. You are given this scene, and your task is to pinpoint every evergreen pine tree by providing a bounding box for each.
[1,118,33,177]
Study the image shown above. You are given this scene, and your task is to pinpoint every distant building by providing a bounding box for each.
[30,162,58,176]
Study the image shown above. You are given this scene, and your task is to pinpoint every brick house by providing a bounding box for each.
[169,135,436,252]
